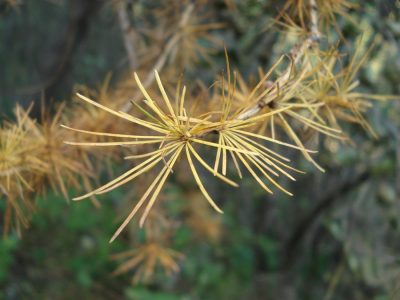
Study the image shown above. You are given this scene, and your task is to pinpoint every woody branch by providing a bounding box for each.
[237,0,320,120]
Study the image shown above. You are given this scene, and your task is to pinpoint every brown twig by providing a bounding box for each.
[121,0,319,120]
[309,0,321,42]
[237,0,321,120]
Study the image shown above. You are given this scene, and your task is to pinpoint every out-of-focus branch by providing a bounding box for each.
[116,0,138,71]
[18,0,102,116]
[144,2,194,82]
[121,3,194,112]
[143,2,194,85]
[309,0,320,42]
[283,169,370,266]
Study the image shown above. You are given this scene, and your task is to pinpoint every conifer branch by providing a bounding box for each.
[237,0,320,120]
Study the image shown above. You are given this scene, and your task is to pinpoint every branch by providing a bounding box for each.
[116,0,138,71]
[283,169,370,267]
[120,4,194,112]
[237,0,321,120]
[141,3,194,87]
[309,0,321,42]
[17,0,102,117]
[121,0,318,119]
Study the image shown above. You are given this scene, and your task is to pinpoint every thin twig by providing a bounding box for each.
[237,0,321,120]
[122,0,318,121]
[309,0,321,42]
